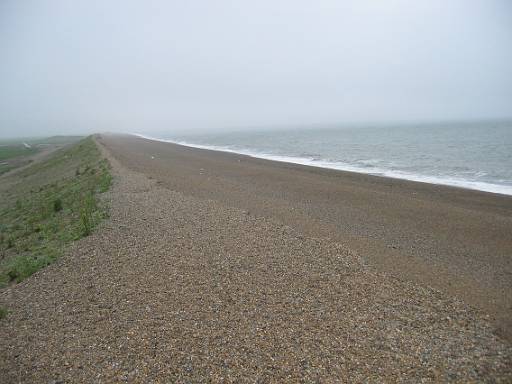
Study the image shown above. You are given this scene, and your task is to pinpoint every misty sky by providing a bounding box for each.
[0,0,511,138]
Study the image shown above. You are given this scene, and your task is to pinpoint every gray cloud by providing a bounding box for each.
[1,0,511,138]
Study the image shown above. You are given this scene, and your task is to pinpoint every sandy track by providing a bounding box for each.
[0,136,511,382]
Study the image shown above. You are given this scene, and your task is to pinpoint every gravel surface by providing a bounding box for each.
[1,137,511,382]
[102,134,512,342]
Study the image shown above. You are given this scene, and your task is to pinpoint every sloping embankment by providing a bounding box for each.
[0,137,111,287]
[0,135,510,382]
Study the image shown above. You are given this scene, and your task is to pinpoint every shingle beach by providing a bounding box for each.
[1,134,511,382]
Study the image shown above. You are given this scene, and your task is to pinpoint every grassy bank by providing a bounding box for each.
[0,146,38,161]
[0,145,38,175]
[0,136,111,287]
[0,136,82,175]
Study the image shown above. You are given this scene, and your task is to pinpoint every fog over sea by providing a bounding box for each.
[138,121,512,196]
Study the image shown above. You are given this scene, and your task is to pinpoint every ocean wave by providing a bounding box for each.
[133,133,512,196]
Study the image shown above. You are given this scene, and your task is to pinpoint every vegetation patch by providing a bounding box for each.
[0,136,82,175]
[0,145,38,162]
[0,137,112,285]
[0,146,38,175]
[0,306,7,320]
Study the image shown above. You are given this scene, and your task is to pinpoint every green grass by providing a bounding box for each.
[0,164,13,176]
[0,145,38,175]
[0,136,82,146]
[0,306,7,320]
[0,136,112,285]
[0,146,37,161]
[0,136,82,175]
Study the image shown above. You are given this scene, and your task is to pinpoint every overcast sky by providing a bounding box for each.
[0,0,511,138]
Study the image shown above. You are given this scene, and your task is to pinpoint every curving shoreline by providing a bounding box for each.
[106,133,512,342]
[1,133,511,381]
[133,133,512,197]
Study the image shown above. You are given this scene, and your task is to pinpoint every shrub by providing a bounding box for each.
[6,255,52,282]
[98,173,112,193]
[53,198,63,212]
[79,193,96,237]
[0,306,7,320]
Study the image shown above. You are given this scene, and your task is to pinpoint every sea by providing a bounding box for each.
[137,121,512,196]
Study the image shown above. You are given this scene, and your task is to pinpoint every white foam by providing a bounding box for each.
[133,133,512,196]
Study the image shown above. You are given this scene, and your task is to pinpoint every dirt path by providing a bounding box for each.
[0,137,511,382]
